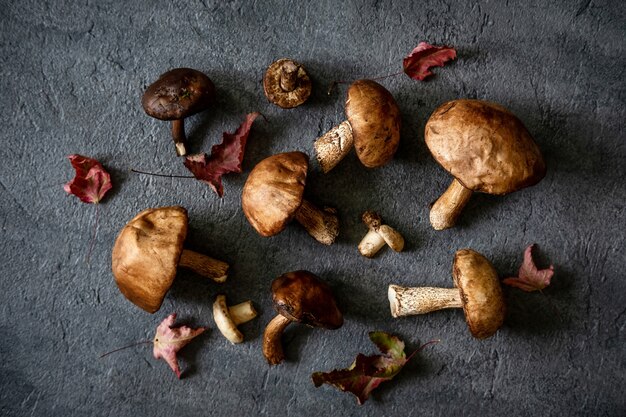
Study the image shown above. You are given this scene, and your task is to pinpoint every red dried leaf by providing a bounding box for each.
[153,313,205,379]
[63,154,112,204]
[503,244,555,292]
[184,112,260,197]
[403,42,457,81]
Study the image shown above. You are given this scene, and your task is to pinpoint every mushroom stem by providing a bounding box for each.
[314,121,354,173]
[179,249,228,283]
[430,178,473,230]
[294,199,339,245]
[280,61,299,92]
[263,314,292,365]
[171,119,187,156]
[388,284,463,317]
[229,301,257,326]
[358,229,386,257]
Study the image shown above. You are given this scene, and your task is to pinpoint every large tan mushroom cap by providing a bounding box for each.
[452,249,505,339]
[425,99,546,195]
[112,206,188,313]
[345,80,401,168]
[241,152,308,237]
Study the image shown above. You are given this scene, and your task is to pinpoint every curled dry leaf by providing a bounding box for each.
[503,244,555,292]
[184,112,260,197]
[63,154,112,204]
[403,42,457,81]
[153,313,206,378]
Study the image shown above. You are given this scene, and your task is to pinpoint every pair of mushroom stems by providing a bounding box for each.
[178,249,229,283]
[262,314,294,365]
[430,178,473,230]
[170,119,188,157]
[314,121,354,173]
[213,295,257,344]
[388,284,464,317]
[358,211,404,258]
[293,199,339,246]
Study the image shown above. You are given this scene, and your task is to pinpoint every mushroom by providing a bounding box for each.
[388,249,505,339]
[142,68,216,157]
[358,211,404,258]
[213,295,258,344]
[263,270,343,365]
[112,206,228,313]
[263,58,312,109]
[242,151,339,245]
[314,79,401,173]
[425,99,546,230]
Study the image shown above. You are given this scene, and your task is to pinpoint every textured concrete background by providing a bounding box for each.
[1,0,625,416]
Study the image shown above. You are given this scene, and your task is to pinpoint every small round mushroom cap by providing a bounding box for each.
[241,152,308,237]
[452,249,505,339]
[425,99,546,195]
[345,79,401,168]
[263,59,312,109]
[142,68,215,121]
[112,206,188,313]
[271,270,343,329]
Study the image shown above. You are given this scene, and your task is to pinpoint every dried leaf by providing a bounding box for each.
[184,112,260,197]
[153,313,205,378]
[63,154,112,204]
[503,244,555,292]
[403,42,457,81]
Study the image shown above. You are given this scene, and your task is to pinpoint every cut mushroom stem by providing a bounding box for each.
[388,285,463,317]
[262,314,292,365]
[213,295,257,344]
[358,211,404,257]
[430,178,473,230]
[179,249,229,283]
[314,121,354,173]
[171,119,187,156]
[280,61,299,92]
[293,199,339,245]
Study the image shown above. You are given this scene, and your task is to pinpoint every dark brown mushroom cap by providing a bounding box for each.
[111,206,188,313]
[345,79,401,168]
[142,68,215,121]
[241,152,308,237]
[271,270,343,329]
[425,99,546,195]
[263,59,312,109]
[452,249,505,339]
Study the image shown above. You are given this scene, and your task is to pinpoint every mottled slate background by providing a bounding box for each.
[1,0,624,416]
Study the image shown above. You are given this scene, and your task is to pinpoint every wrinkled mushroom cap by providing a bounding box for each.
[241,152,308,237]
[345,79,401,168]
[425,99,546,195]
[142,68,215,121]
[112,206,188,313]
[452,249,505,339]
[263,58,312,109]
[271,270,343,329]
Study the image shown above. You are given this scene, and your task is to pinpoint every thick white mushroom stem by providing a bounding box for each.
[294,199,339,245]
[263,314,292,365]
[229,301,257,325]
[171,119,187,156]
[359,229,386,257]
[280,61,299,92]
[388,284,463,317]
[314,121,354,173]
[179,249,228,283]
[430,179,473,230]
[213,295,257,344]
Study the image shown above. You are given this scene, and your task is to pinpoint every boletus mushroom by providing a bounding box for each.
[358,211,404,258]
[242,151,339,245]
[388,249,505,339]
[263,58,312,109]
[263,270,343,365]
[142,68,216,157]
[213,295,257,344]
[425,99,546,230]
[314,79,401,173]
[112,206,228,313]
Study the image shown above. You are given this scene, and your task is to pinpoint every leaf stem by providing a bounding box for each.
[406,339,440,362]
[130,168,194,179]
[85,203,99,264]
[100,340,152,358]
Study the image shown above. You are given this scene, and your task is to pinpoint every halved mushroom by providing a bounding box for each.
[358,211,404,258]
[425,99,546,230]
[241,151,339,245]
[388,249,505,339]
[213,295,257,344]
[142,68,216,156]
[263,58,312,108]
[112,206,228,313]
[314,79,401,172]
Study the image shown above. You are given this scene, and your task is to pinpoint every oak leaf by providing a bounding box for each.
[503,244,555,292]
[153,313,206,378]
[403,42,457,81]
[63,154,112,204]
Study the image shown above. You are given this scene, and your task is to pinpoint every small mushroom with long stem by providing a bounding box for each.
[142,68,216,156]
[425,99,546,230]
[242,151,339,245]
[213,295,258,344]
[112,206,228,313]
[263,58,312,109]
[263,271,343,365]
[388,249,505,339]
[314,79,401,173]
[358,211,404,258]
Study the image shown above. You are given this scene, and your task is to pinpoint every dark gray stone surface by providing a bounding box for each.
[1,0,625,415]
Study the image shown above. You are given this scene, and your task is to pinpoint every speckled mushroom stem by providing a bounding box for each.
[171,119,188,156]
[388,284,463,317]
[179,249,228,283]
[280,61,299,92]
[314,121,354,173]
[294,199,339,245]
[430,179,473,230]
[263,314,292,365]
